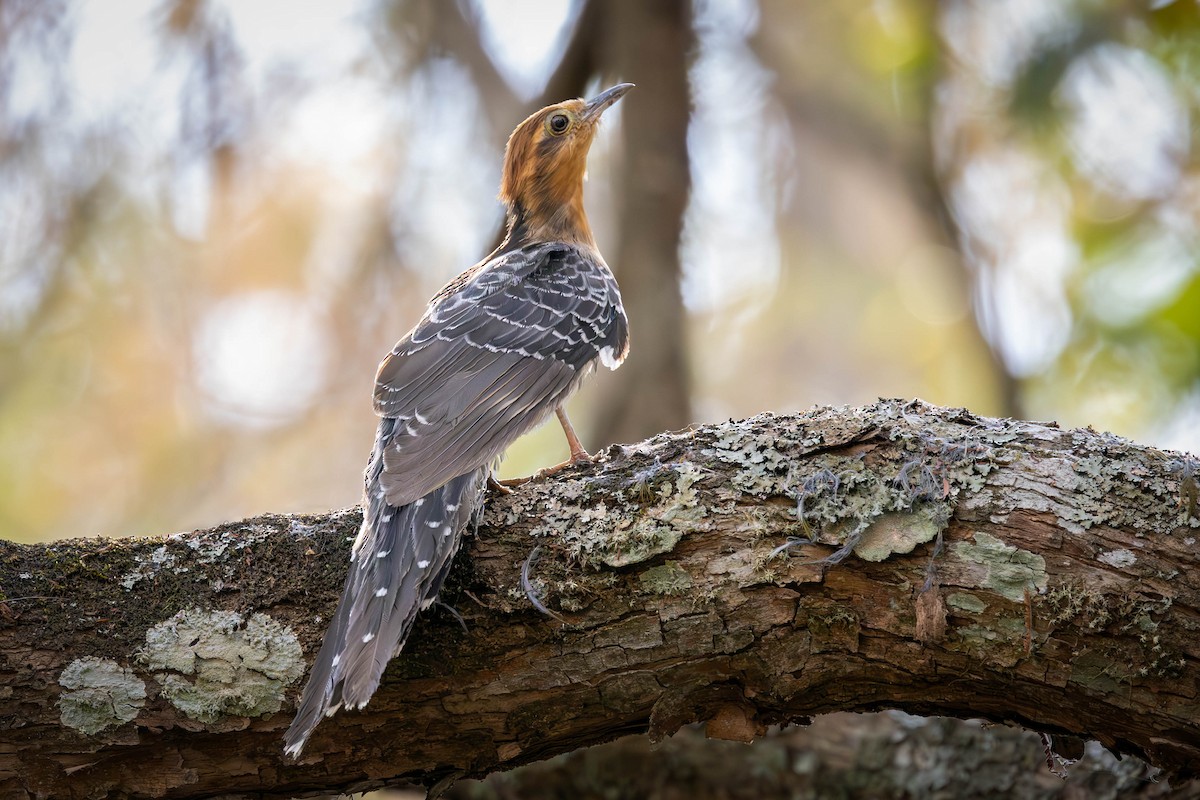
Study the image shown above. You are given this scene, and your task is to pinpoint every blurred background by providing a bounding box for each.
[2,0,1199,552]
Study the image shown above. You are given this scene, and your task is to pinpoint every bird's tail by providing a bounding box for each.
[284,418,488,758]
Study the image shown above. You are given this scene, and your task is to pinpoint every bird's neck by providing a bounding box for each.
[502,184,595,251]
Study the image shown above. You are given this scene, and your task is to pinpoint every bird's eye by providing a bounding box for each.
[548,113,570,135]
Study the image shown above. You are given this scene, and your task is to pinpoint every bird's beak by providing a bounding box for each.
[582,83,635,122]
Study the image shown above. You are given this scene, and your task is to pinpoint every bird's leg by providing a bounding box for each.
[520,406,595,481]
[494,406,596,489]
[556,405,592,465]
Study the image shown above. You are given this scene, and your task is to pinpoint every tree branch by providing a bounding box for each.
[3,400,1199,798]
[445,713,1170,800]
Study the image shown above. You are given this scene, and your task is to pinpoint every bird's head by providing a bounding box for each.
[499,83,634,244]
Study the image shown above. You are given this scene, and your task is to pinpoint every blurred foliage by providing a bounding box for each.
[937,0,1200,440]
[0,0,1197,545]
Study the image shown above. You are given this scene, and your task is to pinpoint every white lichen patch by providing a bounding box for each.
[852,506,947,562]
[1097,548,1137,568]
[289,518,319,537]
[139,608,304,723]
[951,532,1047,602]
[121,523,290,589]
[183,522,283,564]
[58,657,146,735]
[185,533,230,564]
[120,544,178,589]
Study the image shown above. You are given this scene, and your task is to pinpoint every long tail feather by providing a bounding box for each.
[284,418,487,757]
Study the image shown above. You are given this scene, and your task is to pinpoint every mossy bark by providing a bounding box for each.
[2,400,1198,799]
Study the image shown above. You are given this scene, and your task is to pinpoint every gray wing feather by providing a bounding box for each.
[381,356,575,505]
[373,243,626,507]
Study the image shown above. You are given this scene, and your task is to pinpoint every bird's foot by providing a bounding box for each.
[492,449,596,492]
[532,452,594,480]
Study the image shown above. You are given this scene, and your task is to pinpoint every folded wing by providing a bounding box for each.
[372,242,628,506]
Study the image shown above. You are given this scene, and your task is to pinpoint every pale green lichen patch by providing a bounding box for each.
[596,519,679,569]
[700,415,822,496]
[957,617,1024,643]
[951,532,1047,602]
[952,617,1028,667]
[639,561,693,595]
[1097,548,1137,568]
[852,506,947,562]
[139,608,304,723]
[1058,434,1197,534]
[532,462,706,568]
[58,657,146,735]
[946,592,987,614]
[704,414,981,563]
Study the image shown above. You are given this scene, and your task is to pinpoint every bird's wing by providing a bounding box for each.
[372,242,628,506]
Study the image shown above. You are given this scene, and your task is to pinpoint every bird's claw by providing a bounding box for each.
[488,474,518,494]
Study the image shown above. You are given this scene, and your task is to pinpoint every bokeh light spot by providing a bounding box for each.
[192,290,331,429]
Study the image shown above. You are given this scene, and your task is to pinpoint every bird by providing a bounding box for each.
[284,83,634,757]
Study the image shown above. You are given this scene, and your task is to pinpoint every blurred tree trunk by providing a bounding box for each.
[590,0,693,446]
[918,4,1025,420]
[3,401,1199,799]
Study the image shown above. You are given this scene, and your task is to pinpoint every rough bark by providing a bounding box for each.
[2,400,1199,799]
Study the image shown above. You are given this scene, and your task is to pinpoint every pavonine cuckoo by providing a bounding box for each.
[284,83,634,756]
